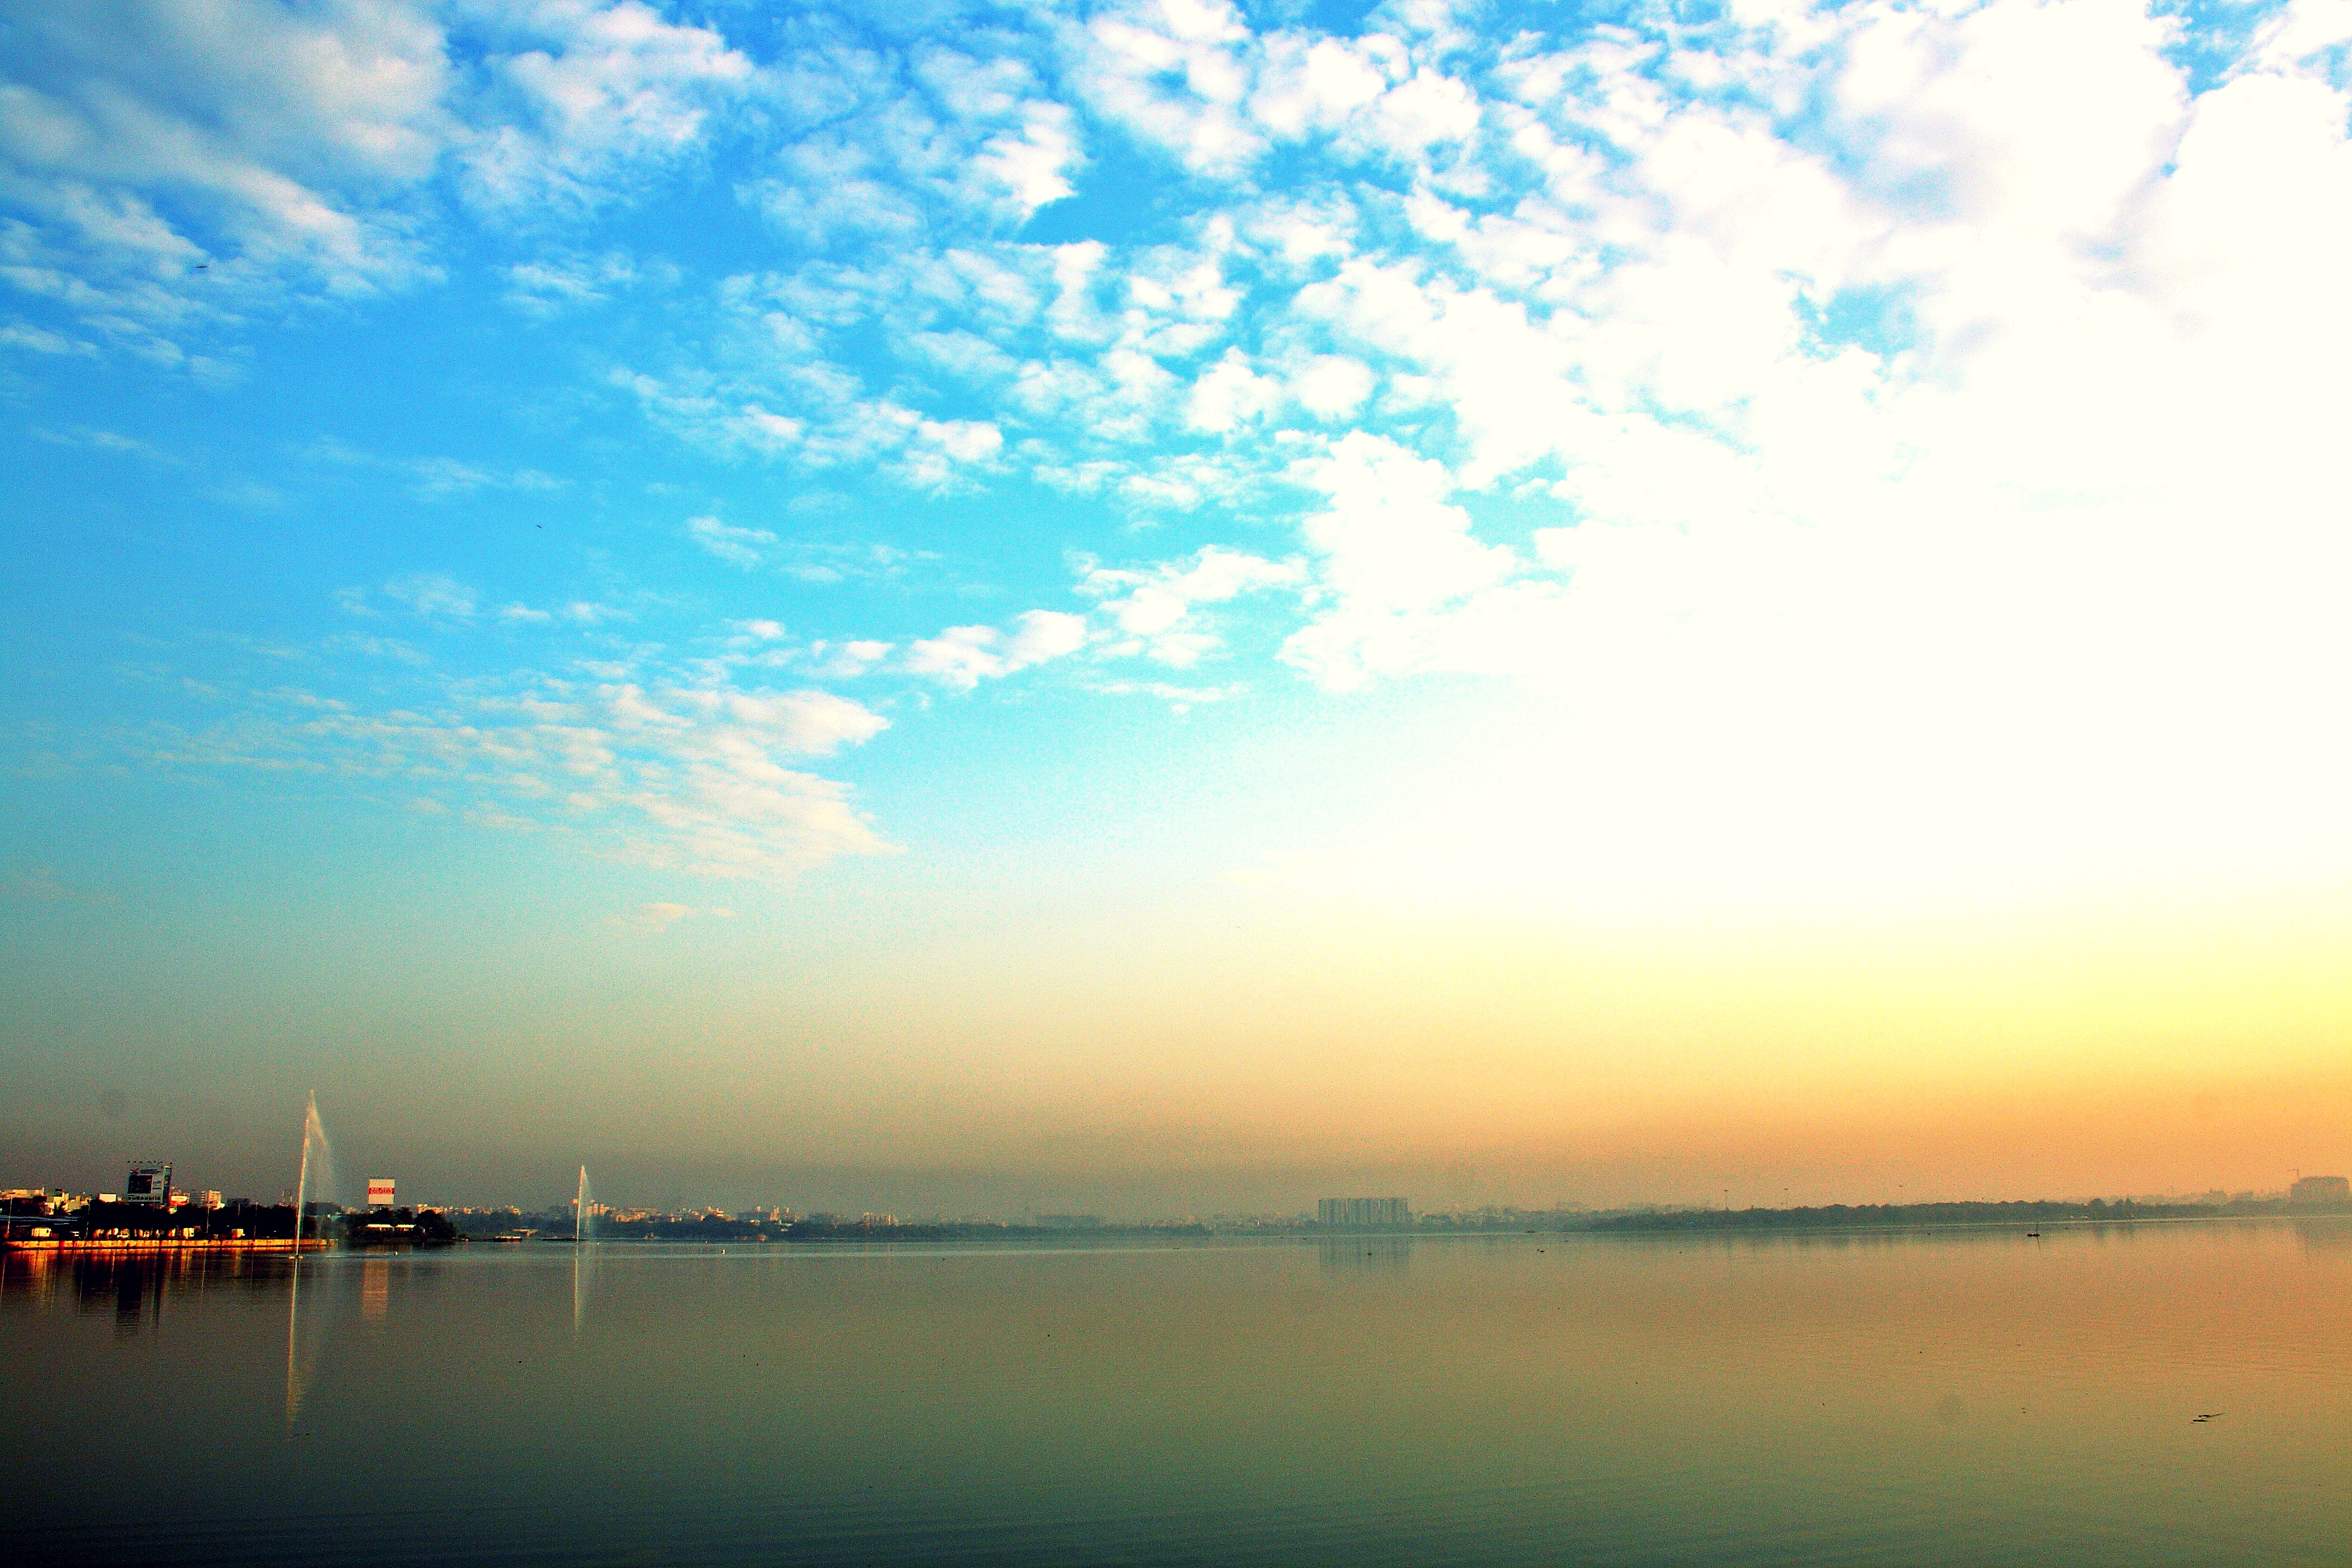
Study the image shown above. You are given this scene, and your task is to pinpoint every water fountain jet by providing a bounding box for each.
[290,1091,335,1250]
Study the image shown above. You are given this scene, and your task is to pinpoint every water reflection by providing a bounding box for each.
[2293,1219,2352,1254]
[0,1248,286,1329]
[1318,1235,1413,1276]
[569,1243,606,1335]
[114,1261,153,1337]
[4,1223,2348,1567]
[283,1253,341,1429]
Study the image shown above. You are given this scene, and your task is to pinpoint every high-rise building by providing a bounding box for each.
[2288,1175,2349,1204]
[1318,1197,1411,1228]
[123,1162,171,1207]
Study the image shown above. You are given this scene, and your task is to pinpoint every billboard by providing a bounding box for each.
[124,1162,172,1207]
[367,1178,396,1209]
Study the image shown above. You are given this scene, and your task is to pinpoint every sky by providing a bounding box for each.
[3,0,2348,1217]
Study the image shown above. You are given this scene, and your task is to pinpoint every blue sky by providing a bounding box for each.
[5,0,2351,1212]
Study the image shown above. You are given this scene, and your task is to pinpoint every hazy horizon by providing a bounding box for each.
[5,0,2349,1218]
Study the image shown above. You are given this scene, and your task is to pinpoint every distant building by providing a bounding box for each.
[2289,1175,2350,1204]
[366,1178,396,1209]
[123,1162,171,1207]
[1318,1197,1411,1229]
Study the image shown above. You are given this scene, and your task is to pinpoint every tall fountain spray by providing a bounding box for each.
[291,1092,334,1250]
[293,1091,312,1248]
[575,1166,593,1244]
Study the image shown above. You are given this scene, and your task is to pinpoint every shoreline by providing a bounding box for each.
[0,1236,330,1254]
[497,1210,2352,1248]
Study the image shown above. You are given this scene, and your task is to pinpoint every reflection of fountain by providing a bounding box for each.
[572,1244,596,1335]
[281,1251,344,1429]
[284,1252,305,1427]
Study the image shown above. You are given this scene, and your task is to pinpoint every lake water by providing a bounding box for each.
[5,1221,2347,1566]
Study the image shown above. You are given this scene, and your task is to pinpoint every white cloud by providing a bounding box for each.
[410,456,566,498]
[23,0,2352,904]
[459,0,753,214]
[1277,433,1515,690]
[903,417,1004,487]
[31,424,166,459]
[1080,544,1305,665]
[382,573,478,620]
[322,632,429,665]
[0,0,754,362]
[1250,34,1388,137]
[906,609,1089,690]
[610,900,736,933]
[747,45,1083,245]
[902,626,1007,690]
[157,673,895,879]
[791,638,895,679]
[1,321,97,355]
[0,0,455,333]
[293,437,567,497]
[664,685,886,755]
[972,103,1083,214]
[1184,347,1279,432]
[1090,678,1242,711]
[503,246,638,314]
[1006,609,1090,664]
[1288,353,1373,418]
[1076,1,1264,175]
[686,514,778,567]
[497,601,623,627]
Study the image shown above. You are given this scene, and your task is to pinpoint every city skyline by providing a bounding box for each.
[10,1160,2336,1229]
[5,0,2351,1215]
[5,1087,2342,1219]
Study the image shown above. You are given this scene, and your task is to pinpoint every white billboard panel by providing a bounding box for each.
[124,1163,171,1207]
[367,1178,396,1209]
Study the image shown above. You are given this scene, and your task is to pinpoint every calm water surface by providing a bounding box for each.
[5,1221,2347,1566]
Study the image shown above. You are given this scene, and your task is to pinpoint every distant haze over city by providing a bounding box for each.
[9,1088,2340,1221]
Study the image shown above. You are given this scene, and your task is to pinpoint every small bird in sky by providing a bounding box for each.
[2191,1413,2224,1422]
[194,263,207,270]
